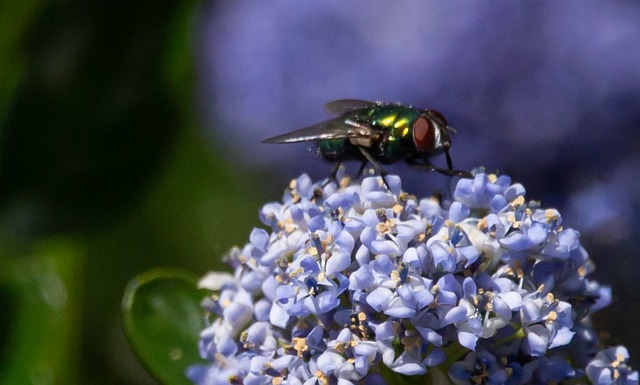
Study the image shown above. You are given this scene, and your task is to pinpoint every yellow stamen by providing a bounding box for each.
[292,337,308,357]
[376,222,389,233]
[545,209,559,222]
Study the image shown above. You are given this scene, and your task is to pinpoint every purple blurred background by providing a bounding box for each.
[195,0,640,363]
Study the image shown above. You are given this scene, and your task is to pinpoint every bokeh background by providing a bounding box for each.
[1,1,640,384]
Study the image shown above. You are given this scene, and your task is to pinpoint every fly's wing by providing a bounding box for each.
[324,99,379,115]
[262,118,379,144]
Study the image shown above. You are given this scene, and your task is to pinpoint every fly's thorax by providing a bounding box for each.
[369,106,421,142]
[367,106,423,162]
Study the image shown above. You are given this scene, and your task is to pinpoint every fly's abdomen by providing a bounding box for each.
[319,138,351,161]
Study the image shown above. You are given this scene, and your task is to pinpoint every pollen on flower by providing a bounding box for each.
[376,222,390,234]
[292,337,308,357]
[544,209,559,222]
[512,195,525,207]
[577,266,588,277]
[315,371,329,385]
[237,254,248,264]
[284,223,297,233]
[288,266,303,278]
[334,342,347,354]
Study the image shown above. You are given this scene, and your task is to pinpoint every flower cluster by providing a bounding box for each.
[187,173,637,385]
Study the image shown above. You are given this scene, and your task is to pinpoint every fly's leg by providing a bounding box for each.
[445,150,454,172]
[354,159,368,179]
[357,147,391,190]
[406,156,473,178]
[323,161,342,187]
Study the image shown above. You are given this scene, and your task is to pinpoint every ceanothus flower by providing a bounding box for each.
[587,346,639,385]
[188,172,637,385]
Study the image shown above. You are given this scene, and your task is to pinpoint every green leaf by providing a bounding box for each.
[122,269,208,385]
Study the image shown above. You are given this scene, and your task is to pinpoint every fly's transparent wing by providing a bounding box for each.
[324,99,379,115]
[262,118,379,144]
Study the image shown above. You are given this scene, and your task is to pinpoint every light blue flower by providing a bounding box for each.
[189,173,637,385]
[521,355,576,384]
[520,292,574,356]
[587,346,639,385]
[449,350,509,385]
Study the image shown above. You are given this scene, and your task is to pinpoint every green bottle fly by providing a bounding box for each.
[263,99,471,183]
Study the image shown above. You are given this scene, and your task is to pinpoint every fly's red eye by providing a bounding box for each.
[428,109,448,126]
[412,116,435,151]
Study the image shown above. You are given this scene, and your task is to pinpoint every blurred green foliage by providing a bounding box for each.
[0,0,268,384]
[0,238,84,385]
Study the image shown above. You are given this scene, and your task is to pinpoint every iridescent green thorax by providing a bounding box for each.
[362,106,421,163]
[364,105,421,142]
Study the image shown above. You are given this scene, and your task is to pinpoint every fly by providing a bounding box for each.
[263,99,472,187]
